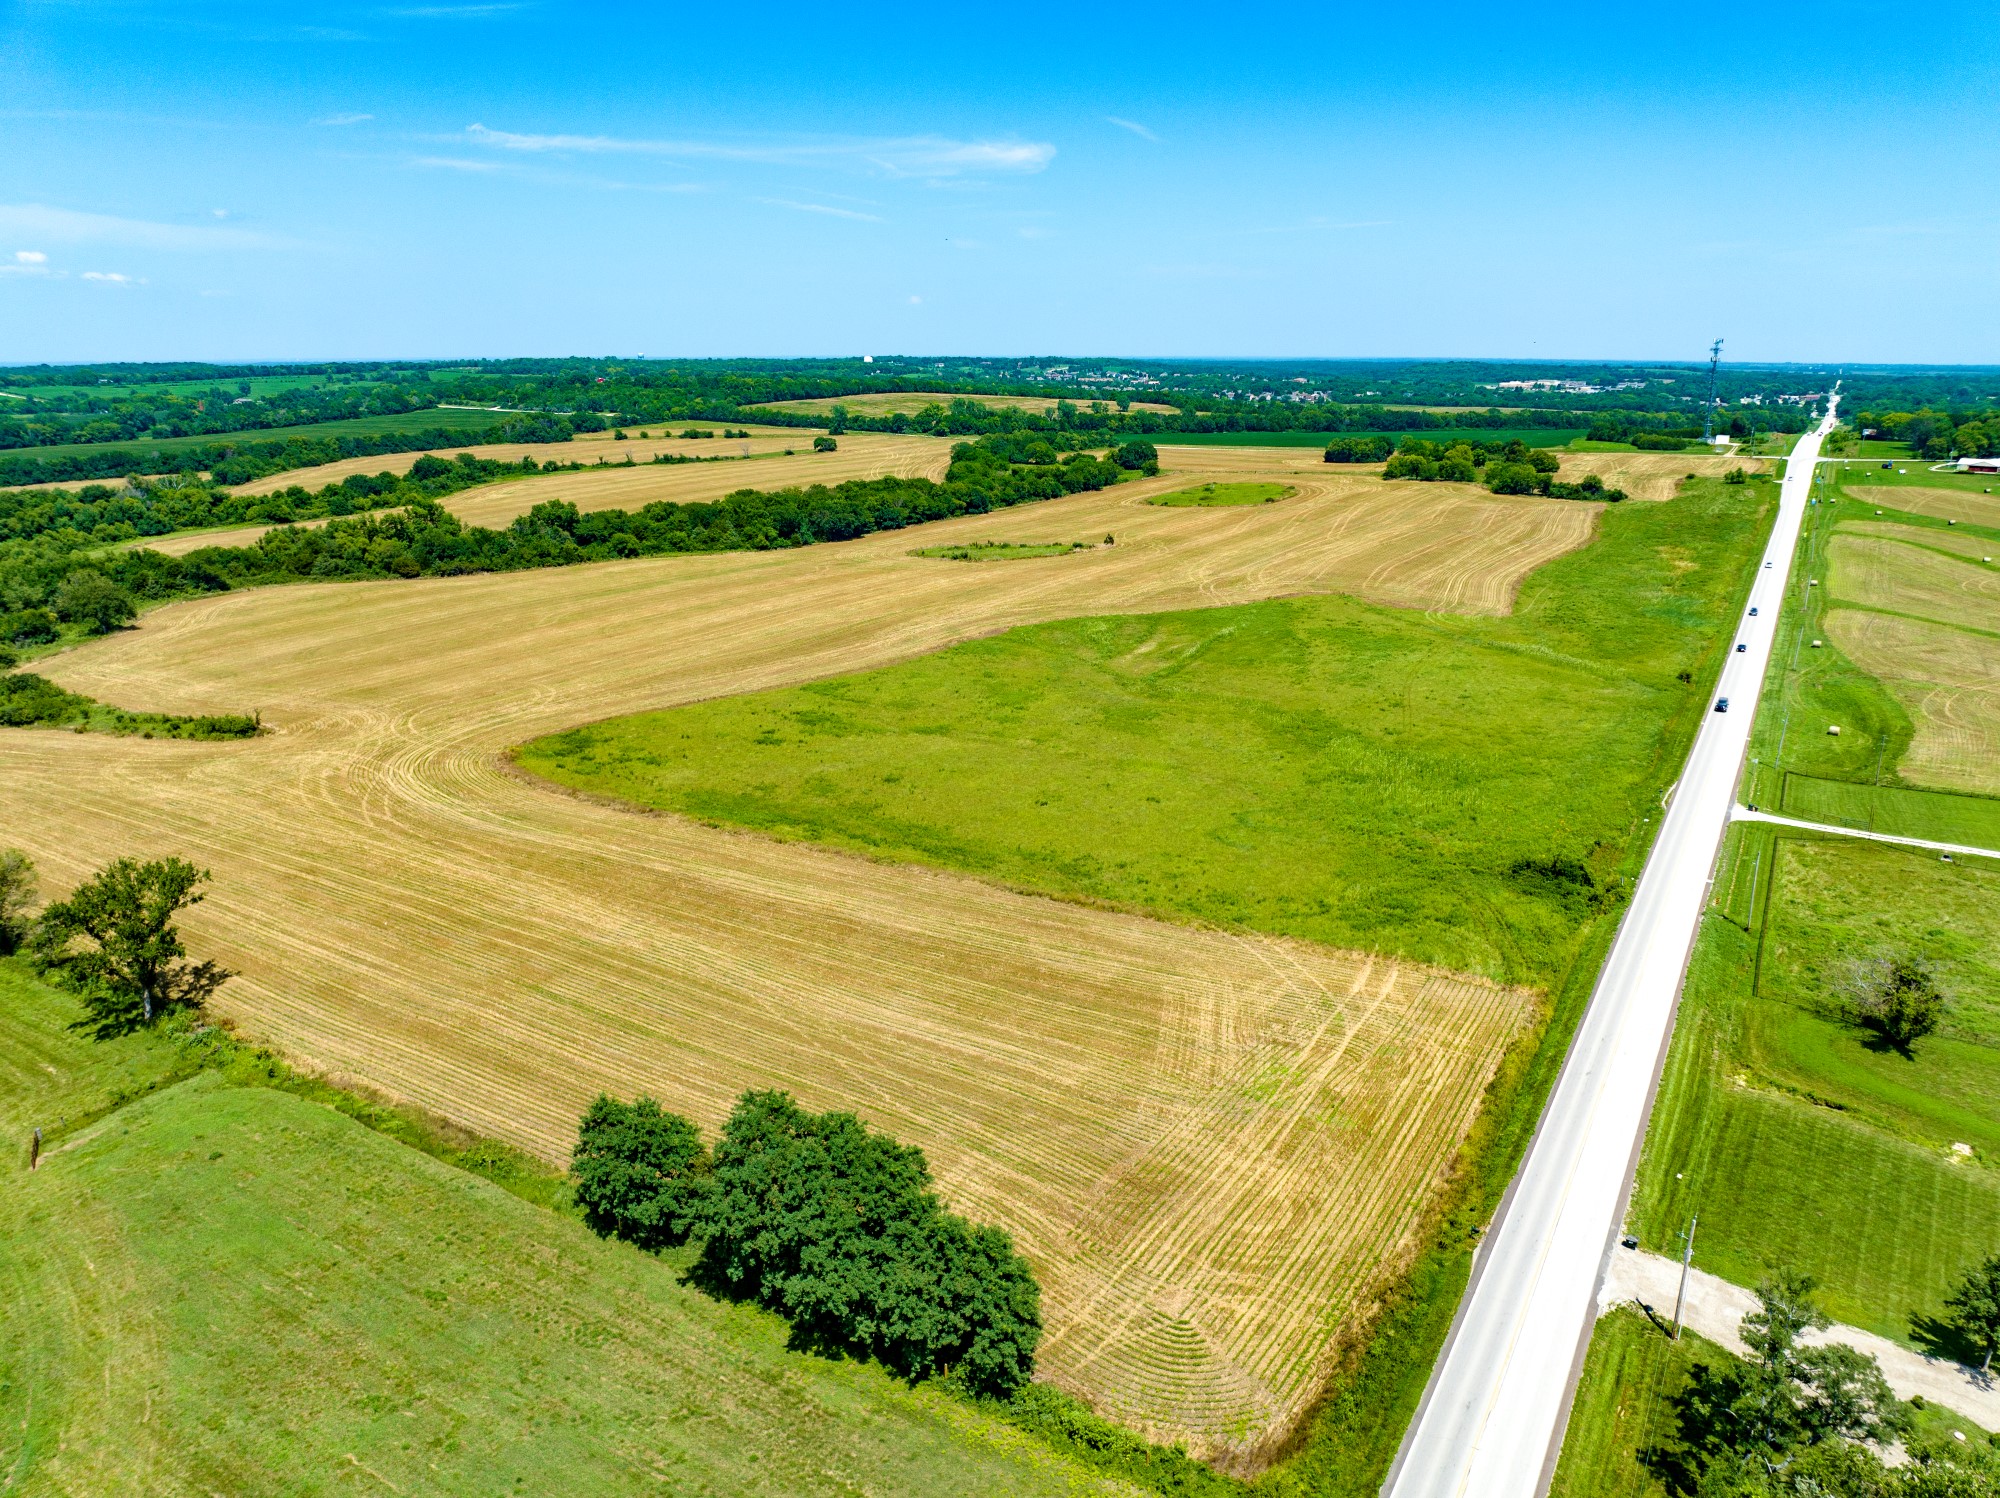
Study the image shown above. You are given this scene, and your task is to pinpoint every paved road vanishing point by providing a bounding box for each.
[1383,400,1841,1498]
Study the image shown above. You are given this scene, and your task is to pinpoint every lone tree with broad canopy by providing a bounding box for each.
[572,1094,711,1250]
[1840,954,1947,1055]
[1945,1251,2000,1374]
[30,856,229,1030]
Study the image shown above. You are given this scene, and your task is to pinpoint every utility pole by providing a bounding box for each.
[1672,1214,1698,1340]
[1702,339,1724,442]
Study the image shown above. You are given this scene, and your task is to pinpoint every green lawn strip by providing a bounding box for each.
[910,541,1095,562]
[1550,1307,1718,1498]
[1632,858,2000,1350]
[1781,775,2000,849]
[0,966,1148,1498]
[520,477,1770,992]
[1146,482,1292,507]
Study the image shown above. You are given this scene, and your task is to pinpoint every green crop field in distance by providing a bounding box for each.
[1146,481,1292,506]
[0,962,1133,1498]
[909,541,1094,562]
[519,476,1772,991]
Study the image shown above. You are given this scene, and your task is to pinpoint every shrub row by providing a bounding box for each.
[0,671,259,738]
[574,1090,1042,1399]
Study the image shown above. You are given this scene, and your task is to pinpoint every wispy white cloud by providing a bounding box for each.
[82,271,145,285]
[0,203,292,251]
[412,156,507,172]
[14,250,46,264]
[1107,116,1158,142]
[461,123,1054,177]
[314,112,374,126]
[385,3,525,14]
[756,198,883,223]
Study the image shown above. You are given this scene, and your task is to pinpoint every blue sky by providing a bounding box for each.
[3,1,1997,364]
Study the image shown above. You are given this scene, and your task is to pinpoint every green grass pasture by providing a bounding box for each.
[1780,773,2000,848]
[1634,831,2000,1347]
[1551,1308,1717,1498]
[1146,481,1292,506]
[910,541,1094,562]
[0,965,1130,1498]
[521,477,1772,992]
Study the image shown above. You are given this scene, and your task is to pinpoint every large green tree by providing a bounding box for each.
[30,856,229,1028]
[571,1093,710,1250]
[1945,1252,2000,1374]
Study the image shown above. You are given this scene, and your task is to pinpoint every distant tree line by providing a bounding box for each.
[574,1089,1042,1398]
[1853,408,2000,459]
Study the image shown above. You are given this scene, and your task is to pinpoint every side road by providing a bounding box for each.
[1732,806,2000,862]
[1600,1247,2000,1431]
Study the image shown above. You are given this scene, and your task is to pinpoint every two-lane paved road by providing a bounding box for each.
[1383,401,1840,1498]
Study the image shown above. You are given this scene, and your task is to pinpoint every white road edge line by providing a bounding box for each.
[1381,402,1840,1498]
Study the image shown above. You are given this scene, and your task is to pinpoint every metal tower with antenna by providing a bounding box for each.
[1702,338,1724,442]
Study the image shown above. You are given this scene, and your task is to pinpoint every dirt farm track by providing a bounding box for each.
[5,453,1589,1459]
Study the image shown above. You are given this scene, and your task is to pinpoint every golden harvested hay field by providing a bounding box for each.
[1553,451,1765,500]
[752,390,1180,416]
[446,433,956,529]
[1826,606,2000,796]
[1,469,1582,1461]
[134,436,960,554]
[1847,484,2000,530]
[1827,532,2000,635]
[1849,520,2000,563]
[227,423,816,497]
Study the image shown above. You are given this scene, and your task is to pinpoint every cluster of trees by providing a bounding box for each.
[1379,440,1630,501]
[1853,409,2000,460]
[0,669,259,738]
[574,1090,1042,1398]
[1323,436,1396,463]
[1653,1270,1999,1495]
[2,849,229,1029]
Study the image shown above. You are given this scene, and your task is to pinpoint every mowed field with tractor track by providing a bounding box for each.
[0,449,1595,1461]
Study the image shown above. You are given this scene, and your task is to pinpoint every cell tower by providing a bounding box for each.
[1702,338,1724,442]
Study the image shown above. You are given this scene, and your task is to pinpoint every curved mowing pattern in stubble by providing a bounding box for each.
[4,459,1580,1461]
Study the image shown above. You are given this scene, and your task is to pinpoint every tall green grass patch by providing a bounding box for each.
[523,478,1771,991]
